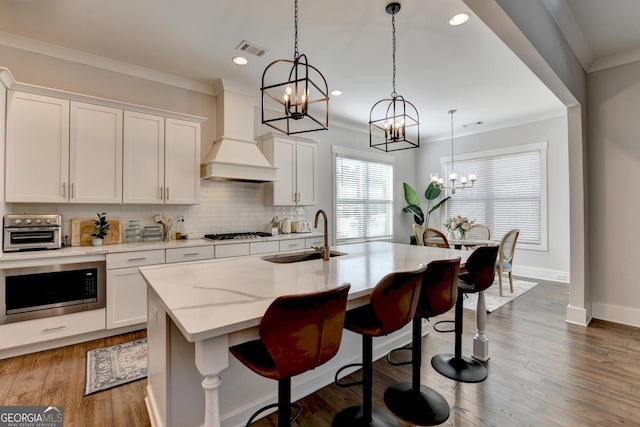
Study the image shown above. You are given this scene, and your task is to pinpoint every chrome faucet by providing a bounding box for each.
[314,209,330,261]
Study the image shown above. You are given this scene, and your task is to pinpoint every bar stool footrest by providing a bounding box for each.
[334,363,364,388]
[384,381,450,425]
[432,319,455,333]
[246,402,302,426]
[332,405,401,427]
[386,347,413,366]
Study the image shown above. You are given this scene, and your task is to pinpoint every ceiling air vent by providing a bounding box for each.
[236,40,267,57]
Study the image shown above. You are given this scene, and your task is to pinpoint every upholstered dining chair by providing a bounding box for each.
[497,229,520,296]
[423,228,450,248]
[230,284,351,427]
[413,223,425,246]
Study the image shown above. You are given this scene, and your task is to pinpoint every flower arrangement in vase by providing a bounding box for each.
[91,212,110,246]
[443,215,473,239]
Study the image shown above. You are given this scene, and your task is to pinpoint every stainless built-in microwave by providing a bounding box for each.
[0,261,106,324]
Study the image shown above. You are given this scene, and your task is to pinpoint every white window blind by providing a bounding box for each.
[444,145,545,247]
[335,155,394,242]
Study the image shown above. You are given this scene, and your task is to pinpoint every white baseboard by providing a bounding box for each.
[592,302,640,328]
[566,304,591,326]
[513,265,569,283]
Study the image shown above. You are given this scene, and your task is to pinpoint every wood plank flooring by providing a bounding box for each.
[1,279,639,426]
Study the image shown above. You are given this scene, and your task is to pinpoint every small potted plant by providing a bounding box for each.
[91,213,110,246]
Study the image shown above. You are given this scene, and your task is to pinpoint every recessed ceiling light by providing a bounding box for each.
[449,12,470,26]
[331,90,343,96]
[232,56,248,65]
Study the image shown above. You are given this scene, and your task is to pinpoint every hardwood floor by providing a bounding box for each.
[1,279,639,426]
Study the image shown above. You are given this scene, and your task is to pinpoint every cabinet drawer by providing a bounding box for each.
[215,243,250,259]
[250,241,279,255]
[306,237,325,248]
[279,239,306,252]
[107,249,165,269]
[166,246,214,263]
[0,309,106,350]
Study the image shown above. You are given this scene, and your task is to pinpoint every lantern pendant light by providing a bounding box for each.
[261,0,329,135]
[369,2,420,152]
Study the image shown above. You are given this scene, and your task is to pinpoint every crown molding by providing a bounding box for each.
[0,31,215,95]
[588,48,640,73]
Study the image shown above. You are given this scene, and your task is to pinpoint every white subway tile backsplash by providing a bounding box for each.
[9,180,315,239]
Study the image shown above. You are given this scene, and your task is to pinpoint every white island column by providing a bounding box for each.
[472,291,490,361]
[195,336,229,427]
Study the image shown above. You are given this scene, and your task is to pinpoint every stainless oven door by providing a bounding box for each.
[3,227,61,251]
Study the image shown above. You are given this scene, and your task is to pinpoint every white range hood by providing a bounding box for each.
[201,79,277,182]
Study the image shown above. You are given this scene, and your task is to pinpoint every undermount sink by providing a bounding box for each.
[261,250,347,264]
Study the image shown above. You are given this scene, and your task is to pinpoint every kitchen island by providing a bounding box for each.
[140,241,470,427]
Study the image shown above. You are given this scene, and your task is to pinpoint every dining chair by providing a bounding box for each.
[497,229,520,296]
[466,223,491,240]
[423,228,450,248]
[413,223,425,246]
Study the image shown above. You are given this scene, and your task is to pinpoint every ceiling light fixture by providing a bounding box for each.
[369,2,420,152]
[260,0,329,135]
[431,110,476,194]
[449,12,470,26]
[232,56,248,65]
[331,89,343,96]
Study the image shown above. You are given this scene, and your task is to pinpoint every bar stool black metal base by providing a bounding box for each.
[431,353,487,383]
[332,405,400,427]
[384,382,449,425]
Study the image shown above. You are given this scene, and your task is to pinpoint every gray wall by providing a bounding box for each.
[586,61,640,326]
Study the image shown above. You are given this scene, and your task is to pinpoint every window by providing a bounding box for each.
[333,146,395,243]
[443,142,547,250]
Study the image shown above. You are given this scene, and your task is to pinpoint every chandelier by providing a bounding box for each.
[431,110,476,194]
[369,2,420,152]
[261,0,329,135]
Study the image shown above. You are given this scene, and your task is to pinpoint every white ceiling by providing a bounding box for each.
[0,0,638,140]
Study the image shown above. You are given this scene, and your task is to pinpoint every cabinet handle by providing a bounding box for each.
[62,182,66,198]
[160,187,164,200]
[183,253,199,257]
[42,325,66,332]
[166,187,169,200]
[128,257,148,261]
[286,243,299,248]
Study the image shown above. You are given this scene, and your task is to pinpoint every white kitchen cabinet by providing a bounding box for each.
[279,238,306,252]
[260,133,317,206]
[70,102,123,203]
[5,91,70,203]
[123,112,201,204]
[106,249,165,329]
[165,245,214,263]
[5,93,123,204]
[215,243,250,259]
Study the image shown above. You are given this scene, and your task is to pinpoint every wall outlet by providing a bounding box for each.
[555,273,567,281]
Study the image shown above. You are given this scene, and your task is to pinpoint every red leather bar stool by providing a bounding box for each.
[431,245,499,383]
[230,283,351,427]
[384,258,460,425]
[332,265,427,427]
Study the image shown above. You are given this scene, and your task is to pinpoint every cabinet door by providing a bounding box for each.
[164,118,200,204]
[70,102,123,203]
[295,141,317,205]
[123,111,165,204]
[272,138,297,205]
[5,91,69,203]
[106,267,148,329]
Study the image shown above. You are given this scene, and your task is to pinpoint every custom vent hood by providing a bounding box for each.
[201,79,277,182]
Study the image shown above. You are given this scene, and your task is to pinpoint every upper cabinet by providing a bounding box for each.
[5,89,203,205]
[260,133,317,206]
[6,91,71,203]
[123,112,200,205]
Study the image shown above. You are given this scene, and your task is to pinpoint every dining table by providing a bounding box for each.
[140,241,493,427]
[429,237,497,250]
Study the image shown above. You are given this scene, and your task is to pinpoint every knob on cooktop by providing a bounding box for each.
[25,219,32,224]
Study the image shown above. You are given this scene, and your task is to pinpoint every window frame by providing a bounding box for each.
[332,145,396,244]
[441,141,548,251]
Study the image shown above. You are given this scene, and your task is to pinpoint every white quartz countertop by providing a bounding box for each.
[140,241,470,343]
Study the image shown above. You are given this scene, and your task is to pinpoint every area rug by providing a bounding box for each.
[84,338,147,396]
[462,276,538,313]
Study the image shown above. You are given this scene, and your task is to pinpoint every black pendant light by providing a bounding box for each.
[369,2,420,152]
[261,0,329,135]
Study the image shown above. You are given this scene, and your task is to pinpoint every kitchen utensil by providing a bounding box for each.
[280,218,291,234]
[291,221,312,233]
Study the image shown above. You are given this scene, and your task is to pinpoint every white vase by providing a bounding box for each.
[92,238,103,246]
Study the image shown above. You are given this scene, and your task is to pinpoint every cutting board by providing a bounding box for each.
[71,218,121,246]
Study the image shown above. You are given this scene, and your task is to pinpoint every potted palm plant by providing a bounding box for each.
[91,213,110,246]
[402,182,450,244]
